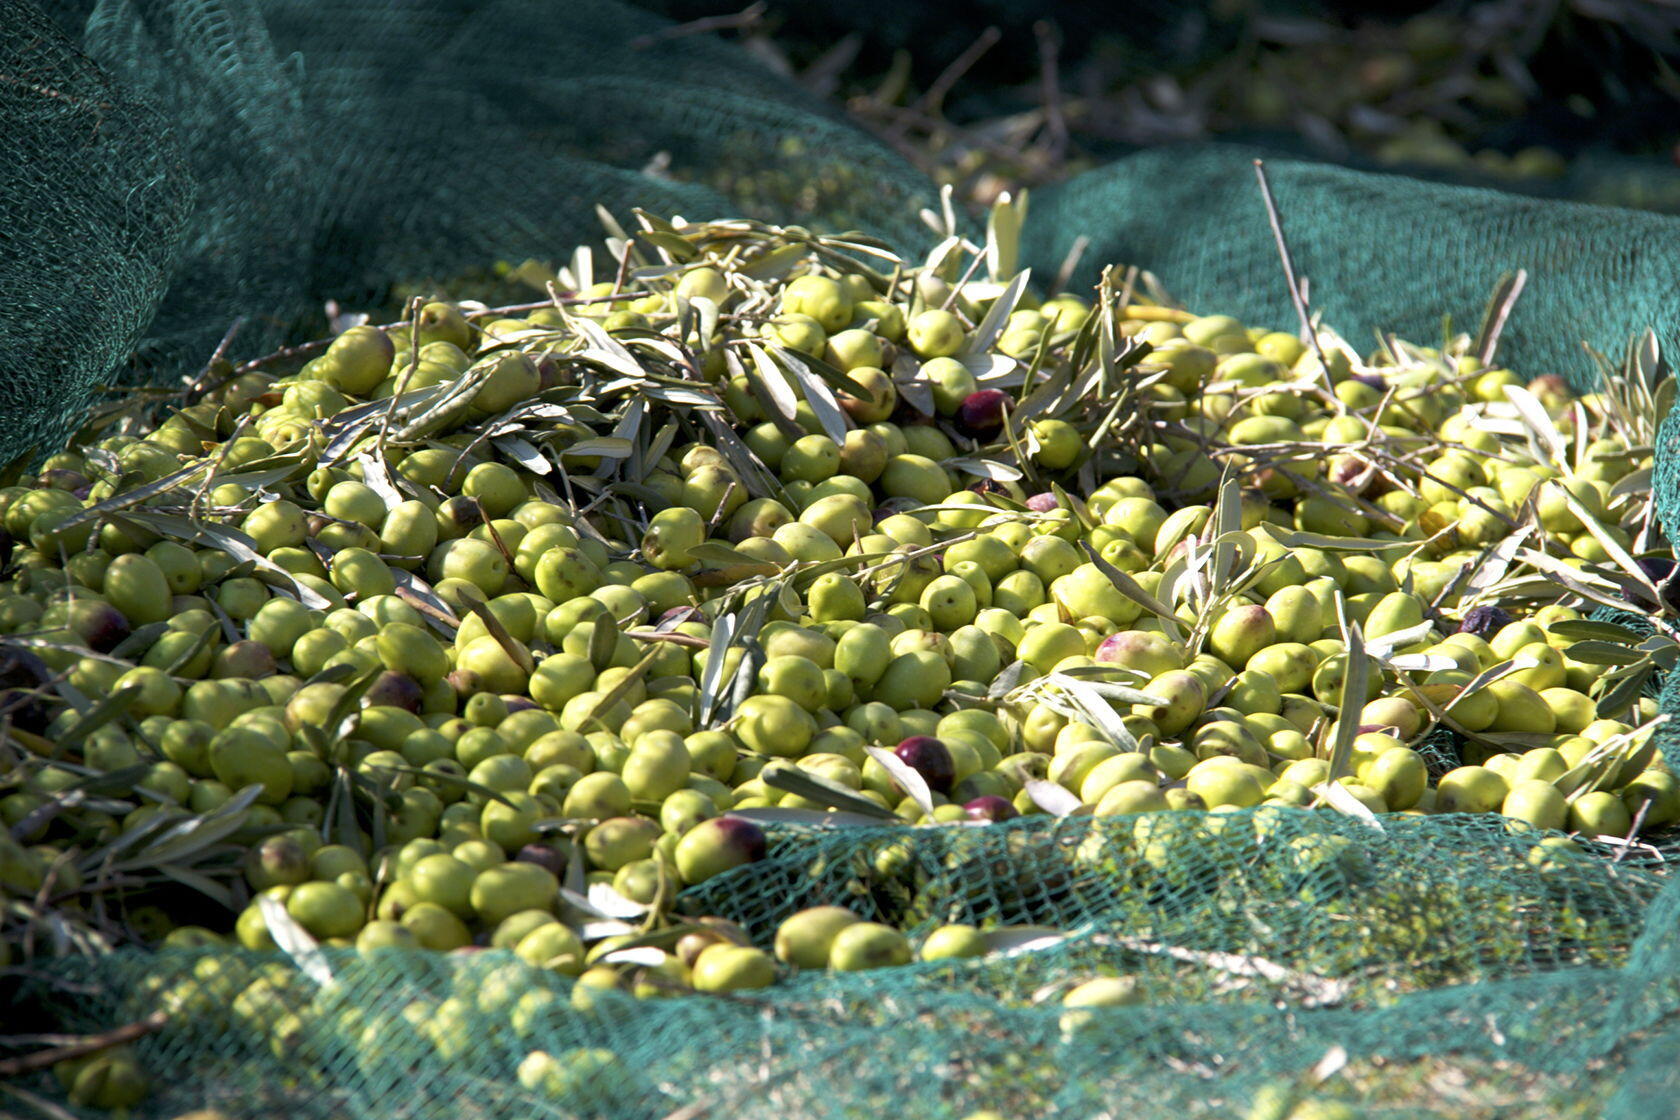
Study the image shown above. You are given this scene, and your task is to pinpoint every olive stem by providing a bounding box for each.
[0,1012,170,1078]
[1251,160,1339,408]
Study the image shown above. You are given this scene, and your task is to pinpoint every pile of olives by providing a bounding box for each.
[0,215,1671,1111]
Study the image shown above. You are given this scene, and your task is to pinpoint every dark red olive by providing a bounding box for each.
[956,389,1011,436]
[67,599,130,653]
[709,816,768,862]
[435,495,484,535]
[658,605,706,626]
[1458,605,1513,639]
[363,670,423,712]
[39,469,90,492]
[963,795,1018,822]
[894,735,956,794]
[516,843,567,878]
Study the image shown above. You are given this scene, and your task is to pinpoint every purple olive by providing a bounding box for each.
[502,694,539,715]
[956,389,1011,436]
[674,816,768,883]
[1635,557,1680,612]
[362,670,423,712]
[515,843,567,878]
[1328,457,1369,490]
[963,795,1017,822]
[38,469,90,492]
[435,495,484,535]
[1458,605,1513,640]
[66,599,130,653]
[1093,633,1132,663]
[875,497,924,518]
[244,834,309,889]
[535,356,567,391]
[713,816,768,861]
[212,639,277,680]
[1026,492,1061,512]
[658,605,706,626]
[894,735,956,794]
[1638,556,1676,583]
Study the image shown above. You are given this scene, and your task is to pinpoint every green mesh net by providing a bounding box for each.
[12,811,1680,1118]
[0,0,943,466]
[8,2,1680,1118]
[1022,145,1680,395]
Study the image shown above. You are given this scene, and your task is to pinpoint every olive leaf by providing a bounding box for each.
[1502,384,1566,467]
[50,684,143,751]
[1023,780,1082,817]
[698,613,740,727]
[1077,539,1181,642]
[1545,617,1653,644]
[1048,673,1150,753]
[963,269,1030,357]
[863,745,935,818]
[1565,640,1648,666]
[776,347,851,445]
[759,766,899,821]
[118,510,330,610]
[946,457,1024,482]
[584,647,663,731]
[1326,617,1368,784]
[51,460,210,534]
[462,597,536,677]
[103,785,265,872]
[1557,486,1661,605]
[987,660,1028,700]
[493,435,552,475]
[745,343,802,428]
[258,893,335,989]
[725,807,885,828]
[979,926,1071,956]
[368,762,515,809]
[1313,780,1384,829]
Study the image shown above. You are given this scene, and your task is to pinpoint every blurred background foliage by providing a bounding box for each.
[634,0,1680,211]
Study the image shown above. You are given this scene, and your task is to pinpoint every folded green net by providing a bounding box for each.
[15,810,1680,1119]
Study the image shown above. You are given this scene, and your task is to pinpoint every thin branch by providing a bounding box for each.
[227,292,651,377]
[1614,796,1653,866]
[0,71,113,113]
[623,629,712,649]
[1034,21,1069,164]
[1052,236,1092,298]
[629,2,767,49]
[917,26,1003,115]
[0,1012,170,1078]
[184,316,247,394]
[1474,269,1528,365]
[1251,160,1337,400]
[0,1080,81,1120]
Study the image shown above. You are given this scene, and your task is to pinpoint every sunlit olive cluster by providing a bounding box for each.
[0,213,1671,1108]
